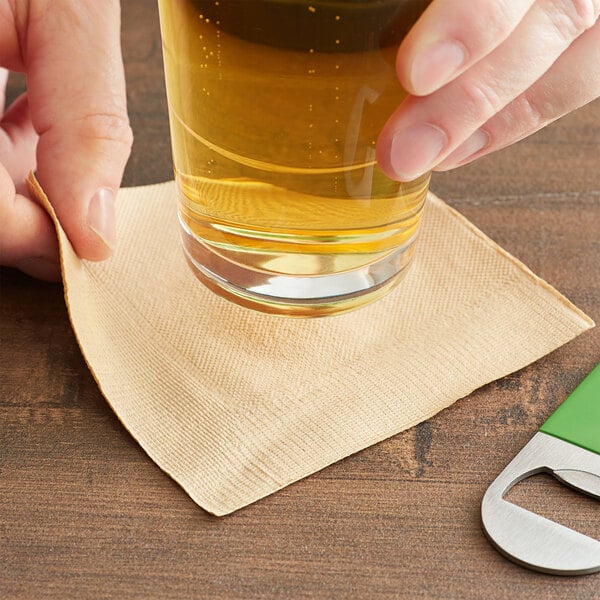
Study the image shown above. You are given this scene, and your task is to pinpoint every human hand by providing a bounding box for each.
[0,0,132,281]
[377,0,600,181]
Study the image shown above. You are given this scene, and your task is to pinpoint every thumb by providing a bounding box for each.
[24,0,133,261]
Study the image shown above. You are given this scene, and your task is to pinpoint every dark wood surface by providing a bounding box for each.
[1,2,599,598]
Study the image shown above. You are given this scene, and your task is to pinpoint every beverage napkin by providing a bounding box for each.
[28,175,594,516]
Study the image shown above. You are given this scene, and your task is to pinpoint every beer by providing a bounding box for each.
[158,0,431,316]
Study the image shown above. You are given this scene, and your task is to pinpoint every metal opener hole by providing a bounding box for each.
[505,472,600,541]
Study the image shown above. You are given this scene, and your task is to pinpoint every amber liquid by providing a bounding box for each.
[158,0,431,315]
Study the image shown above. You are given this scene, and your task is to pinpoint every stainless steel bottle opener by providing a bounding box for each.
[481,363,600,575]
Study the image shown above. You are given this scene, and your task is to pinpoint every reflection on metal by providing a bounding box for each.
[482,432,600,575]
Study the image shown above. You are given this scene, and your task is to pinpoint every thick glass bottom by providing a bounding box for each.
[181,225,417,317]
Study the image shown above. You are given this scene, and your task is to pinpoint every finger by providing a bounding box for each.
[0,92,38,184]
[24,0,133,262]
[398,0,536,96]
[377,0,600,181]
[0,163,60,281]
[435,19,600,170]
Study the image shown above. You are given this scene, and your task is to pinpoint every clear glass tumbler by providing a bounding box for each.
[158,0,432,316]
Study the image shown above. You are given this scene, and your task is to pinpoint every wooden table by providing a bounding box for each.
[1,2,599,598]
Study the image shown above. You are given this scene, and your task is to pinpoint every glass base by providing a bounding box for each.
[181,226,417,317]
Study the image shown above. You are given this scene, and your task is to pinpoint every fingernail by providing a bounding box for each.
[389,123,446,181]
[411,40,466,95]
[87,188,116,251]
[436,129,490,171]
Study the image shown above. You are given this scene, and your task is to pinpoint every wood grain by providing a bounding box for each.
[1,1,599,598]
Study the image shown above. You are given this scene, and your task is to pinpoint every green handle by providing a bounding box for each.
[539,362,600,455]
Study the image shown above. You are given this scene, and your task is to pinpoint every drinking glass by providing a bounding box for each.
[158,0,432,316]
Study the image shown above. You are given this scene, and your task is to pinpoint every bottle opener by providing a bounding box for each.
[481,362,600,575]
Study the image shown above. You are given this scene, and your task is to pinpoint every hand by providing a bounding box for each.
[377,0,600,181]
[0,0,132,281]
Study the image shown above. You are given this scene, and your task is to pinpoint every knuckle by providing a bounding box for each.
[570,0,600,27]
[517,94,546,130]
[479,1,519,40]
[74,111,134,151]
[550,0,600,39]
[457,78,505,120]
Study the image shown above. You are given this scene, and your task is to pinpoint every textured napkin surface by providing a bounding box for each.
[29,176,593,515]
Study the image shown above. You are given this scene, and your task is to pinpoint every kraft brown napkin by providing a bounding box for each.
[29,175,594,516]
